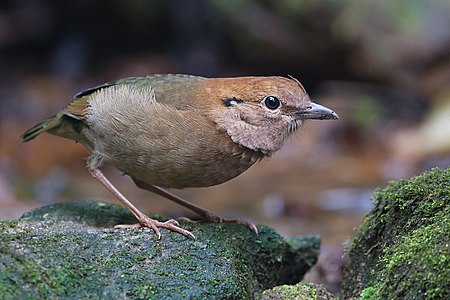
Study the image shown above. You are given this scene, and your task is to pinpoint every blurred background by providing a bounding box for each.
[1,0,449,294]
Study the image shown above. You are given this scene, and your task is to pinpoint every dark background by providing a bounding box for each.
[1,0,449,293]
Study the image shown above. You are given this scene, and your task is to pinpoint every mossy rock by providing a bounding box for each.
[342,167,450,299]
[0,200,320,299]
[261,281,335,300]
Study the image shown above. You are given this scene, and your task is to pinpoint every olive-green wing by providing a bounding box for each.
[65,74,206,118]
[21,74,206,143]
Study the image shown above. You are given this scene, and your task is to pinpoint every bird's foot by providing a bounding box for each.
[115,215,195,240]
[179,213,258,235]
[129,181,258,235]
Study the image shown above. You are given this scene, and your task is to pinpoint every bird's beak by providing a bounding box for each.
[295,102,339,120]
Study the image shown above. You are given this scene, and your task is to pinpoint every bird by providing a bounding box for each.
[20,74,338,239]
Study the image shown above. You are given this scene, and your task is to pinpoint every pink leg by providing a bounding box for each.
[88,168,195,239]
[132,178,258,235]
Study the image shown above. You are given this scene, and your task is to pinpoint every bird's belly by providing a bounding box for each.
[110,149,255,188]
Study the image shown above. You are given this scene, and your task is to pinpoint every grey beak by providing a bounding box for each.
[296,102,339,120]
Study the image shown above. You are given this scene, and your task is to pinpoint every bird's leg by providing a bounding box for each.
[132,178,258,235]
[88,168,195,239]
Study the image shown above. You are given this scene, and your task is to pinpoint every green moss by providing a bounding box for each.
[0,200,320,299]
[261,281,335,300]
[20,200,137,227]
[361,213,449,299]
[342,167,450,299]
[359,167,448,243]
[0,219,19,229]
[360,287,375,299]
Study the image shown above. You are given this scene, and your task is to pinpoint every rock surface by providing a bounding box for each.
[342,167,450,299]
[0,200,320,299]
[261,281,335,300]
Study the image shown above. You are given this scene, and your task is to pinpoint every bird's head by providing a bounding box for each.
[203,76,338,155]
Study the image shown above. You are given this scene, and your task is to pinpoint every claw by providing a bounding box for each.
[114,223,142,229]
[246,222,259,235]
[115,215,195,240]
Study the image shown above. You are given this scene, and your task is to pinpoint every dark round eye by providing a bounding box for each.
[263,96,280,110]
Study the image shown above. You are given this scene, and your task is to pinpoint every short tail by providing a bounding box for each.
[20,116,59,142]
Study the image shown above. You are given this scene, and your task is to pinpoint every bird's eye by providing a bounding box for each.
[263,96,280,110]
